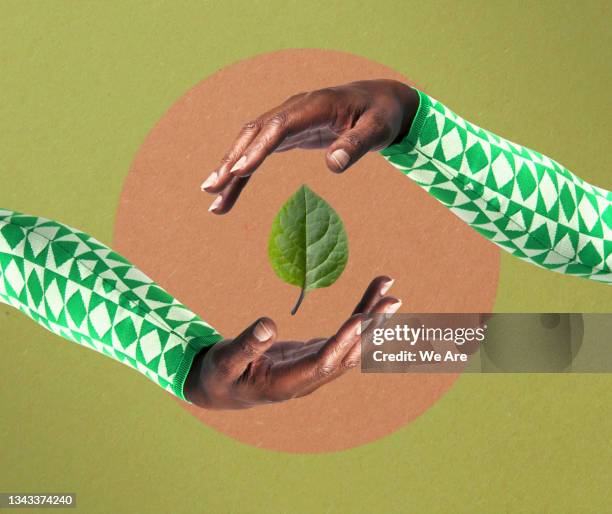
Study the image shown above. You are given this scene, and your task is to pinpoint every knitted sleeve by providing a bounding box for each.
[381,90,612,284]
[0,209,223,400]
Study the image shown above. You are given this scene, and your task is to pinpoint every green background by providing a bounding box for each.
[1,1,611,512]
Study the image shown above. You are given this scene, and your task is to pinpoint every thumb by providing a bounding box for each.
[216,318,277,378]
[325,111,393,173]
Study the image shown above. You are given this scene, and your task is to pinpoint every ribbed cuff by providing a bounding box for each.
[380,89,431,157]
[172,333,224,401]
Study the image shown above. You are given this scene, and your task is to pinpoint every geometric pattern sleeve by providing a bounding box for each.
[381,89,612,284]
[0,209,223,401]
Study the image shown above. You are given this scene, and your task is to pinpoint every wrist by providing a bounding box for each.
[380,88,430,158]
[392,83,420,146]
[182,346,211,406]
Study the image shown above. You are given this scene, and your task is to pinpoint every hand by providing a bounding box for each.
[184,276,401,409]
[201,79,419,214]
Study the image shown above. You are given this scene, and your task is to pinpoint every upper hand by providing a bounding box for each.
[201,79,419,214]
[184,276,401,409]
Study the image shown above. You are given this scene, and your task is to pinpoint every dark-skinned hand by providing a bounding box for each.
[201,79,419,213]
[184,276,401,409]
[193,80,414,408]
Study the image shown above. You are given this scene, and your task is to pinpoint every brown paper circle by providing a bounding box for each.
[113,49,500,453]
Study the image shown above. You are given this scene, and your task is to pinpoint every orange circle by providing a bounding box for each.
[113,49,500,453]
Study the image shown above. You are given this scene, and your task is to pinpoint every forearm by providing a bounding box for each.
[381,89,612,284]
[0,209,223,400]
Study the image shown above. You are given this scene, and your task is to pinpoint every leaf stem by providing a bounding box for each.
[291,288,306,315]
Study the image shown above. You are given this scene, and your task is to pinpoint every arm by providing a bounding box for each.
[0,209,400,407]
[203,80,611,284]
[381,89,612,283]
[0,209,222,399]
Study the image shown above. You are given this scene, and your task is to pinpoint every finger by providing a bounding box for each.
[204,116,321,199]
[212,318,277,379]
[208,174,251,215]
[325,109,395,173]
[297,315,379,398]
[231,116,291,176]
[227,112,301,178]
[201,120,261,193]
[352,275,395,315]
[267,315,363,400]
[230,92,336,178]
[343,297,402,367]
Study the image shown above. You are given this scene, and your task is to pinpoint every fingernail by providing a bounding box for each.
[385,300,402,315]
[253,320,273,342]
[201,171,218,190]
[380,278,394,295]
[208,195,223,212]
[230,155,247,173]
[356,318,374,336]
[330,149,350,171]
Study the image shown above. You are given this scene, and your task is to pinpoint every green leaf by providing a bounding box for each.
[268,185,348,315]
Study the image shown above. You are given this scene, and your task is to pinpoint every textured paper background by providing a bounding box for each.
[1,1,611,513]
[113,49,500,452]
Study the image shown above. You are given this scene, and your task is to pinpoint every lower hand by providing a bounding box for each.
[184,276,401,409]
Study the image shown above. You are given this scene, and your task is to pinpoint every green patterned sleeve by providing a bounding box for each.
[381,89,612,284]
[0,210,223,400]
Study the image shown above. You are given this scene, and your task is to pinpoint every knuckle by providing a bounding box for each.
[265,111,289,128]
[241,120,260,133]
[307,87,334,102]
[342,359,359,370]
[286,91,306,103]
[306,88,324,100]
[344,133,363,150]
[220,152,235,165]
[239,339,260,358]
[317,363,337,379]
